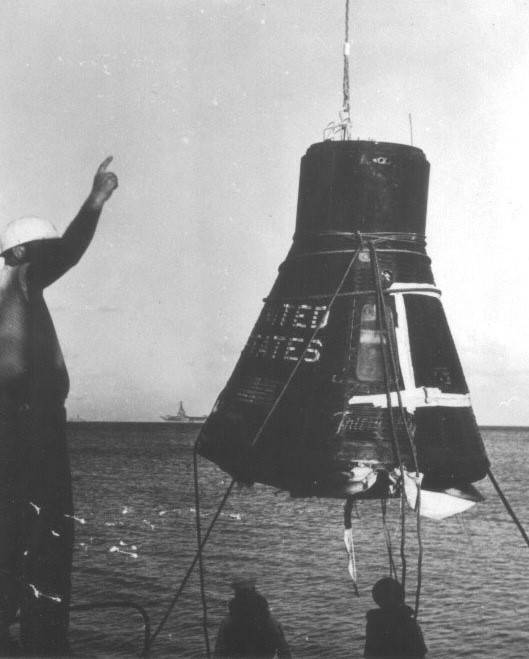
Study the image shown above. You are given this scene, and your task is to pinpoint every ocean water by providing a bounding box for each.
[63,423,529,658]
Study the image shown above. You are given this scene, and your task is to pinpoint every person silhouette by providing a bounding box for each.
[0,157,118,655]
[214,579,291,658]
[364,577,427,658]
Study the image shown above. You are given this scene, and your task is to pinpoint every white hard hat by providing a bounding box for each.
[0,217,60,255]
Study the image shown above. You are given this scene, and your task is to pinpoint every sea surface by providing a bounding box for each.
[60,423,529,658]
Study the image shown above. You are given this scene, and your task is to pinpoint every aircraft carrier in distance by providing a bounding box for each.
[161,401,207,424]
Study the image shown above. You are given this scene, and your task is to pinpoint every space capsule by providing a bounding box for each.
[197,140,489,517]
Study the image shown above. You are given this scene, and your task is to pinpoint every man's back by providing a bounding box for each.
[215,613,286,657]
[214,589,291,659]
[364,605,427,658]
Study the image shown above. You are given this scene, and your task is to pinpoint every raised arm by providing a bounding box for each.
[28,157,118,288]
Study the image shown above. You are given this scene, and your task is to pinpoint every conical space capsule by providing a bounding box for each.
[197,140,489,516]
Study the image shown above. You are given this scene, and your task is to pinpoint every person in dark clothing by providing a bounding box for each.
[364,577,427,658]
[214,579,291,658]
[0,157,118,655]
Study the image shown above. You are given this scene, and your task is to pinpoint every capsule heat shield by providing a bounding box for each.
[197,140,489,499]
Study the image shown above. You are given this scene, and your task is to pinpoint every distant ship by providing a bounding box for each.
[161,401,207,424]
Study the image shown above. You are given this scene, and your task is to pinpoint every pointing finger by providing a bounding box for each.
[97,156,113,174]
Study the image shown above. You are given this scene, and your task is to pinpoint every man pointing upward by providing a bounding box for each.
[0,157,118,654]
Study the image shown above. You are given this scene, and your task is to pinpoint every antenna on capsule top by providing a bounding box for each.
[323,0,353,141]
[408,113,414,146]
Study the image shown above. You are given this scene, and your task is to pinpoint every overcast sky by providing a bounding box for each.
[1,0,528,424]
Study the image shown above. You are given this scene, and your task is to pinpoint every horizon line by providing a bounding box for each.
[65,420,529,430]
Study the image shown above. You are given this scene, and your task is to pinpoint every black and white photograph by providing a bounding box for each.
[0,1,528,657]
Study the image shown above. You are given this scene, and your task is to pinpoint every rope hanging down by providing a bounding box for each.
[369,241,424,617]
[193,446,212,658]
[381,498,398,579]
[146,479,236,653]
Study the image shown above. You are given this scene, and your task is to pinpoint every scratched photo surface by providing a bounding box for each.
[1,1,529,657]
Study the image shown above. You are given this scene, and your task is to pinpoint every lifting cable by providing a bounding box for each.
[372,238,424,617]
[380,498,398,579]
[369,239,408,592]
[145,477,236,654]
[487,468,529,550]
[193,445,212,658]
[370,238,424,617]
[148,241,366,656]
